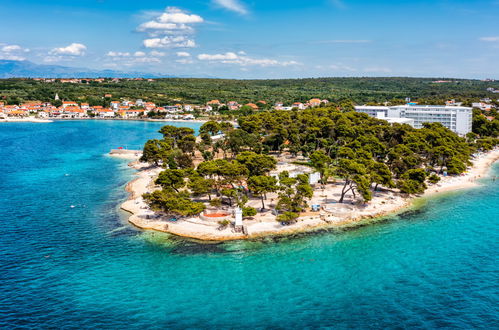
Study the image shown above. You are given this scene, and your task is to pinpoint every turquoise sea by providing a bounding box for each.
[0,120,498,329]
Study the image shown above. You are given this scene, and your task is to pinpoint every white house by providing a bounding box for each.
[472,102,494,111]
[62,101,78,109]
[292,102,306,110]
[97,109,115,118]
[110,101,120,110]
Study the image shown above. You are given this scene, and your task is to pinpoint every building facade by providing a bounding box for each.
[354,105,472,135]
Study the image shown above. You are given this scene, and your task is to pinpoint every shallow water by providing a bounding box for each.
[0,121,498,329]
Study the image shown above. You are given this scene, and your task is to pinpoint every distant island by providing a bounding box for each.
[118,107,499,241]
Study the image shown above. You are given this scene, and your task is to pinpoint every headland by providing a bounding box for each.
[116,148,499,241]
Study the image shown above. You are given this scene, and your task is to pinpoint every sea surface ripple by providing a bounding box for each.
[0,120,498,329]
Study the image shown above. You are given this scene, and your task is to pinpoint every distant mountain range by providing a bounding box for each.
[0,60,171,78]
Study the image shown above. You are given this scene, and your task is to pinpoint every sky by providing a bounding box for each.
[0,0,499,79]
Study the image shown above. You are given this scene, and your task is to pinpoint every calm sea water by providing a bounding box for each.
[0,120,497,329]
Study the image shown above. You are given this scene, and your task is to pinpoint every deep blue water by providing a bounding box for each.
[0,120,498,329]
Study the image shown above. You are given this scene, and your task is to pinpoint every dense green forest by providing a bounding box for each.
[1,77,498,106]
[140,108,498,222]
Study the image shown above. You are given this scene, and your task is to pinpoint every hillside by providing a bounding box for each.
[0,76,498,106]
[0,60,168,79]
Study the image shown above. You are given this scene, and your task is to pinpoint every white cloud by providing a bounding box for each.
[137,7,203,49]
[106,51,131,57]
[197,52,301,67]
[156,7,204,24]
[137,7,203,34]
[50,43,87,56]
[0,44,30,61]
[2,45,24,52]
[137,21,194,35]
[176,51,191,57]
[479,36,499,42]
[105,51,162,66]
[198,52,239,61]
[213,0,249,15]
[0,54,27,61]
[144,36,196,49]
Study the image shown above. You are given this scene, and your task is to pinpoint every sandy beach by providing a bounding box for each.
[0,118,53,123]
[118,148,499,241]
[423,149,499,196]
[147,118,209,123]
[50,117,209,123]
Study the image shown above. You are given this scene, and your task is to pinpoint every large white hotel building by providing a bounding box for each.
[354,104,473,135]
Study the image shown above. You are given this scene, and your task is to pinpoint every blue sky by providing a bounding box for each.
[0,0,498,78]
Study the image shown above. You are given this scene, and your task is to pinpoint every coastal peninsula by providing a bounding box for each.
[117,108,499,241]
[120,149,498,241]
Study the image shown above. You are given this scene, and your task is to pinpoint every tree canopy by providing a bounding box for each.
[139,103,498,220]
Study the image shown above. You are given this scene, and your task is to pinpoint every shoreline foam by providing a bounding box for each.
[120,148,499,242]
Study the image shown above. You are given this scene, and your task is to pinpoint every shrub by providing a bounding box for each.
[209,198,222,207]
[218,219,230,227]
[276,211,299,225]
[242,206,257,217]
[428,173,441,184]
[446,157,467,175]
[398,169,427,194]
[397,179,426,194]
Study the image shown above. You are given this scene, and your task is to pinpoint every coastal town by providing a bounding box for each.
[1,91,497,136]
[0,94,333,120]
